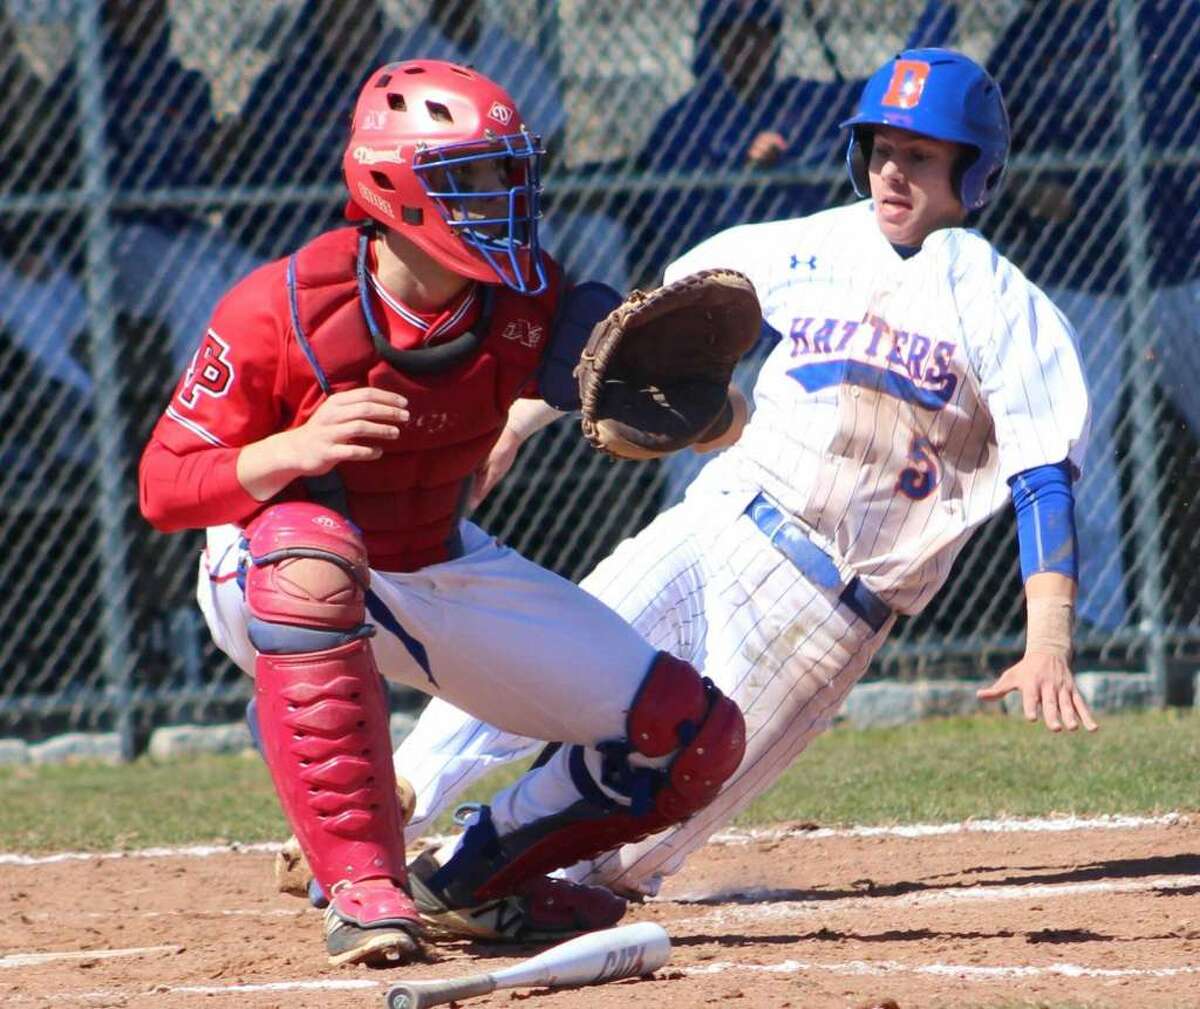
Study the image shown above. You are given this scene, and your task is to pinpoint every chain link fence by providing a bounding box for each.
[1,0,1197,753]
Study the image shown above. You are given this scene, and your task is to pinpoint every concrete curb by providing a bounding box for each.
[0,674,1176,765]
[834,671,1159,730]
[0,738,30,765]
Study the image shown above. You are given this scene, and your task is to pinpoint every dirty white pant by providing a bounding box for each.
[394,488,893,894]
[199,518,660,836]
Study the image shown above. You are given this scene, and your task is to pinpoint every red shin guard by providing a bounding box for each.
[254,638,412,903]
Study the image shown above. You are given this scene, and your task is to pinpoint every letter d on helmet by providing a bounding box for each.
[342,59,547,294]
[840,48,1010,212]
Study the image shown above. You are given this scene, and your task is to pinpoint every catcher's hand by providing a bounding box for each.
[574,269,762,460]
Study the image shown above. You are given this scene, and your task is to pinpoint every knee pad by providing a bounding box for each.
[623,652,746,819]
[243,502,369,637]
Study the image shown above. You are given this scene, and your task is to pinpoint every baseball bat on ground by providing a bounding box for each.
[384,922,671,1009]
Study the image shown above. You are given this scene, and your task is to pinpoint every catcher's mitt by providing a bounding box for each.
[575,269,762,459]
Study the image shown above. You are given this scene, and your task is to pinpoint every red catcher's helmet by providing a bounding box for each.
[342,60,547,294]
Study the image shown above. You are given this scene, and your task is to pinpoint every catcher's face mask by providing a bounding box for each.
[342,59,548,294]
[413,132,545,294]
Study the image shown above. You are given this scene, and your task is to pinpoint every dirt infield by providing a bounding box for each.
[5,816,1199,1009]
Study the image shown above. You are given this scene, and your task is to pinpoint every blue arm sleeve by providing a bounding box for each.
[1009,460,1078,582]
[537,281,624,412]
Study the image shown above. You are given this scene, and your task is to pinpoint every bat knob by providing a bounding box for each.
[386,987,417,1009]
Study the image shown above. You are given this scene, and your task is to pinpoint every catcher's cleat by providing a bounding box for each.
[322,880,425,968]
[407,847,627,943]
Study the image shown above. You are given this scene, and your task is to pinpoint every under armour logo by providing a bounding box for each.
[790,254,817,271]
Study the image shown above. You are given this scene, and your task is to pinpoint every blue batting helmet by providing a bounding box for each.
[840,48,1010,211]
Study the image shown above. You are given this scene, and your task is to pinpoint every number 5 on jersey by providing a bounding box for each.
[897,436,941,500]
[178,330,235,409]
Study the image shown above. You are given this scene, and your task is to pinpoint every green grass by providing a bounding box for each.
[2,709,1197,853]
[737,707,1200,826]
[0,751,290,852]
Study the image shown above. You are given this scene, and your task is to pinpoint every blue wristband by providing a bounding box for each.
[1010,460,1078,582]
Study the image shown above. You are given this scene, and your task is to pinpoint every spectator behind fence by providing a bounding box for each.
[75,0,259,371]
[656,0,956,506]
[988,0,1200,632]
[0,4,92,446]
[1,0,259,480]
[214,0,387,260]
[633,0,860,274]
[376,0,629,290]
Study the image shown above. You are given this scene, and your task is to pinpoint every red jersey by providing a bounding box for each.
[139,227,563,571]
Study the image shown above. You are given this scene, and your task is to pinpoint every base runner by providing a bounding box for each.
[383,47,1099,902]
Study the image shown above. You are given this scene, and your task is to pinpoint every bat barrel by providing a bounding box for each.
[491,921,672,988]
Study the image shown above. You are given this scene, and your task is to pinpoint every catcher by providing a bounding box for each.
[138,59,757,968]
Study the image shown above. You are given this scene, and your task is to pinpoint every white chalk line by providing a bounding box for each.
[0,841,280,866]
[42,907,306,921]
[0,945,181,968]
[3,813,1187,867]
[671,873,1200,926]
[54,951,1200,1003]
[709,812,1187,844]
[683,957,1200,981]
[164,979,380,995]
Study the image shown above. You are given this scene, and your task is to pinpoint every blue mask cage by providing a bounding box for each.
[413,130,548,295]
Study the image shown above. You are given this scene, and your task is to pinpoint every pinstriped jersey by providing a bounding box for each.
[670,201,1091,615]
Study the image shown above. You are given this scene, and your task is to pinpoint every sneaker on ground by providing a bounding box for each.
[407,848,627,943]
[322,879,425,968]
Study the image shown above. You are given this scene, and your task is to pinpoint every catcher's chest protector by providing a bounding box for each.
[283,229,559,570]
